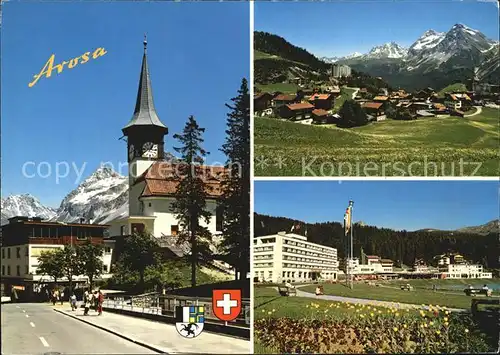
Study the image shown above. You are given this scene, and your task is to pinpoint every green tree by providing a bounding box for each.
[171,115,213,287]
[60,245,83,293]
[338,100,368,128]
[77,241,104,291]
[37,250,64,284]
[385,104,397,119]
[119,232,159,292]
[220,78,250,280]
[144,260,183,292]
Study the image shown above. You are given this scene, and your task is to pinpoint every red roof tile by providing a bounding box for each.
[309,93,331,101]
[373,96,389,101]
[361,102,383,109]
[273,94,295,101]
[312,109,329,117]
[286,102,314,111]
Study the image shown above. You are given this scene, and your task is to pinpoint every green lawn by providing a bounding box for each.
[254,107,500,176]
[333,87,357,112]
[385,279,500,292]
[438,83,468,97]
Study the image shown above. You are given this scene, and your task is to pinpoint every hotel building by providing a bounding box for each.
[253,232,338,283]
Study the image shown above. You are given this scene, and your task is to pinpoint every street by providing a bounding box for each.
[1,303,157,354]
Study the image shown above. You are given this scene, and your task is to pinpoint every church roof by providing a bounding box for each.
[122,37,168,135]
[136,161,226,198]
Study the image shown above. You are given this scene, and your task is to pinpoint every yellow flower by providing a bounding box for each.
[360,314,365,318]
[443,317,448,322]
[395,312,400,317]
[267,311,272,315]
[444,322,449,327]
[436,330,441,335]
[465,329,469,334]
[429,321,434,326]
[261,309,265,313]
[356,309,360,313]
[424,323,428,328]
[403,324,408,329]
[420,324,424,328]
[370,312,374,317]
[393,327,398,332]
[272,309,276,312]
[306,305,309,308]
[445,311,450,315]
[378,310,382,314]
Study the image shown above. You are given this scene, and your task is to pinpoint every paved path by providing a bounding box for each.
[465,106,483,117]
[294,287,466,312]
[55,305,250,353]
[1,303,157,354]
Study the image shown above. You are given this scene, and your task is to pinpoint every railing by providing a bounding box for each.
[103,293,250,328]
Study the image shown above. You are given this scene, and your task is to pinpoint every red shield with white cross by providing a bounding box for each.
[212,289,241,322]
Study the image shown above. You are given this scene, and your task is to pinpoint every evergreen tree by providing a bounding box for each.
[220,78,250,280]
[171,115,213,287]
[338,100,368,128]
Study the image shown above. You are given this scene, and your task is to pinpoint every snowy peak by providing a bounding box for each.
[54,166,128,223]
[365,42,408,59]
[1,194,57,225]
[409,29,445,53]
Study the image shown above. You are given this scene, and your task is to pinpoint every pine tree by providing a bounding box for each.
[171,115,212,287]
[220,78,250,280]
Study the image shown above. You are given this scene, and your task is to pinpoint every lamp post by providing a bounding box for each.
[349,200,354,290]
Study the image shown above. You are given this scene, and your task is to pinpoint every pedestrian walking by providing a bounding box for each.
[93,291,99,312]
[52,290,57,305]
[60,290,64,305]
[70,293,77,311]
[97,290,104,315]
[83,291,90,316]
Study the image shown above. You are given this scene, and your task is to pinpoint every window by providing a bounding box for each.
[1,266,4,275]
[131,223,145,234]
[25,265,29,274]
[1,249,4,259]
[171,225,179,236]
[7,266,10,275]
[148,203,152,207]
[16,266,20,276]
[103,265,108,272]
[16,247,21,258]
[7,248,10,259]
[25,247,29,256]
[104,247,111,254]
[120,225,125,236]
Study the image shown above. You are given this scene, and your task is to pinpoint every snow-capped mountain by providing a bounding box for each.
[1,194,57,226]
[363,42,409,59]
[54,166,128,224]
[408,30,446,54]
[321,52,363,63]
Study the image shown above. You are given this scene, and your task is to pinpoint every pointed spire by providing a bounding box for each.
[122,36,168,135]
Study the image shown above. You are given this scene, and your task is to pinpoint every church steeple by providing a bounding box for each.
[122,35,168,136]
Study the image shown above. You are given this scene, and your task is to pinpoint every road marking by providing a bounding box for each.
[39,337,49,347]
[22,310,26,313]
[25,314,29,318]
[30,322,35,327]
[16,306,20,308]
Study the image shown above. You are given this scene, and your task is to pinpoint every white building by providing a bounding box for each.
[331,64,352,78]
[253,232,338,283]
[341,255,394,275]
[1,216,114,298]
[107,38,224,243]
[440,264,492,279]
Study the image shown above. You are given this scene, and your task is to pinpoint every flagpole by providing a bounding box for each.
[350,201,354,290]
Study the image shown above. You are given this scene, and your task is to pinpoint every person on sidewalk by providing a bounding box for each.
[83,291,90,316]
[70,293,77,311]
[60,290,64,305]
[97,290,104,315]
[52,290,57,306]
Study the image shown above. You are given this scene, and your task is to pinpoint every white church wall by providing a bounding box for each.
[129,181,145,216]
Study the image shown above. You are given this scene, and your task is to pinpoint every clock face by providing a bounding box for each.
[142,142,158,158]
[128,144,135,160]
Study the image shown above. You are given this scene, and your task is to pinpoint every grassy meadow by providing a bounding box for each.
[254,286,497,353]
[254,107,499,176]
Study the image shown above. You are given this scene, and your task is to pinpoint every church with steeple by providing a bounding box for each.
[107,37,224,242]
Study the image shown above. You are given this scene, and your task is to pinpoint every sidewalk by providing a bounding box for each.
[54,307,250,354]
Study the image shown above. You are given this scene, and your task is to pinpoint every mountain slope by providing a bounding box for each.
[456,219,499,235]
[337,23,498,90]
[1,194,57,226]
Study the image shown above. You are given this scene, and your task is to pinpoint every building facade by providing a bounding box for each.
[331,64,352,78]
[107,38,224,242]
[0,217,113,299]
[253,232,338,283]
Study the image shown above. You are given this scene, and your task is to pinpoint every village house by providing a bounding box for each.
[308,93,334,110]
[432,103,448,116]
[254,92,273,113]
[272,93,298,109]
[413,90,431,102]
[279,102,315,121]
[361,102,385,121]
[311,109,333,124]
[444,93,462,110]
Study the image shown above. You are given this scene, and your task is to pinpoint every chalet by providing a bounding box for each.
[361,102,385,121]
[416,110,436,118]
[453,92,472,110]
[378,88,389,96]
[444,93,462,110]
[280,102,315,121]
[408,102,433,114]
[308,93,334,110]
[432,103,448,115]
[254,92,273,112]
[413,90,430,101]
[312,109,332,124]
[373,95,389,103]
[272,94,297,109]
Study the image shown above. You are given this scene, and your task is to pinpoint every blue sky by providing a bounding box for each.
[255,181,499,231]
[255,1,499,57]
[1,2,249,207]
